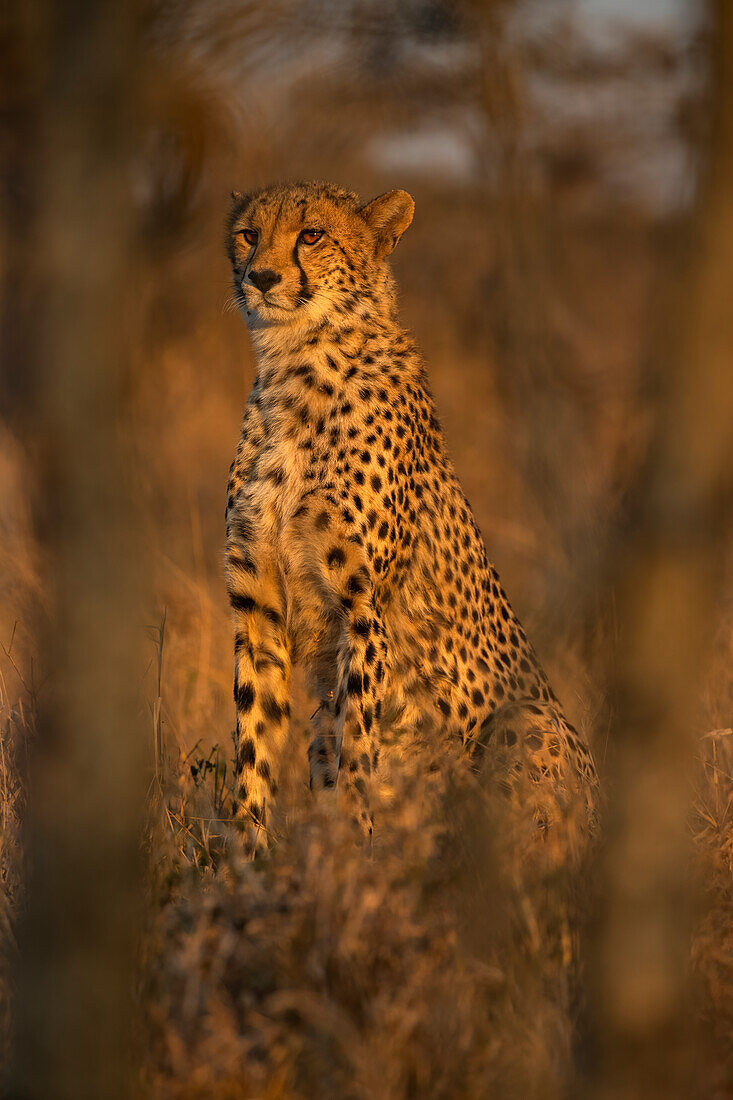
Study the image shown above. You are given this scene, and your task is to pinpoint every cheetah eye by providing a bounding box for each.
[299,228,323,246]
[239,228,258,246]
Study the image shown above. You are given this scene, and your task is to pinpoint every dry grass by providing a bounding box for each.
[137,668,594,1100]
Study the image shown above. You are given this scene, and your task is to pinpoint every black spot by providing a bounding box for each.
[230,592,256,614]
[347,572,367,595]
[262,694,286,723]
[239,738,256,767]
[235,681,255,712]
[327,546,346,568]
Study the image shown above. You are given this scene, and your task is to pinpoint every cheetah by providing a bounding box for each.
[224,180,598,849]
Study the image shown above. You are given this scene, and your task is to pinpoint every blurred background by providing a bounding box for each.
[2,1,732,1098]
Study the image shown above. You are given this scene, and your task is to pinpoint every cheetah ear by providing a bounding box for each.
[359,190,414,259]
[231,190,244,203]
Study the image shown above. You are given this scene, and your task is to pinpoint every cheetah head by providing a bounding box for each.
[226,181,414,330]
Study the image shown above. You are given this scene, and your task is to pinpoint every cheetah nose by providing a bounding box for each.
[248,268,282,294]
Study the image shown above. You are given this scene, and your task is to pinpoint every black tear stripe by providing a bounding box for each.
[292,241,311,303]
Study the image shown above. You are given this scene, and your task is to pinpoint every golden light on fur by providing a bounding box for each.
[223,180,598,851]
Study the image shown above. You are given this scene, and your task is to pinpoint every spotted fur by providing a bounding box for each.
[224,180,598,848]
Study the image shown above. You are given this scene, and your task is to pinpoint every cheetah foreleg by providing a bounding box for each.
[226,537,291,850]
[330,583,388,840]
